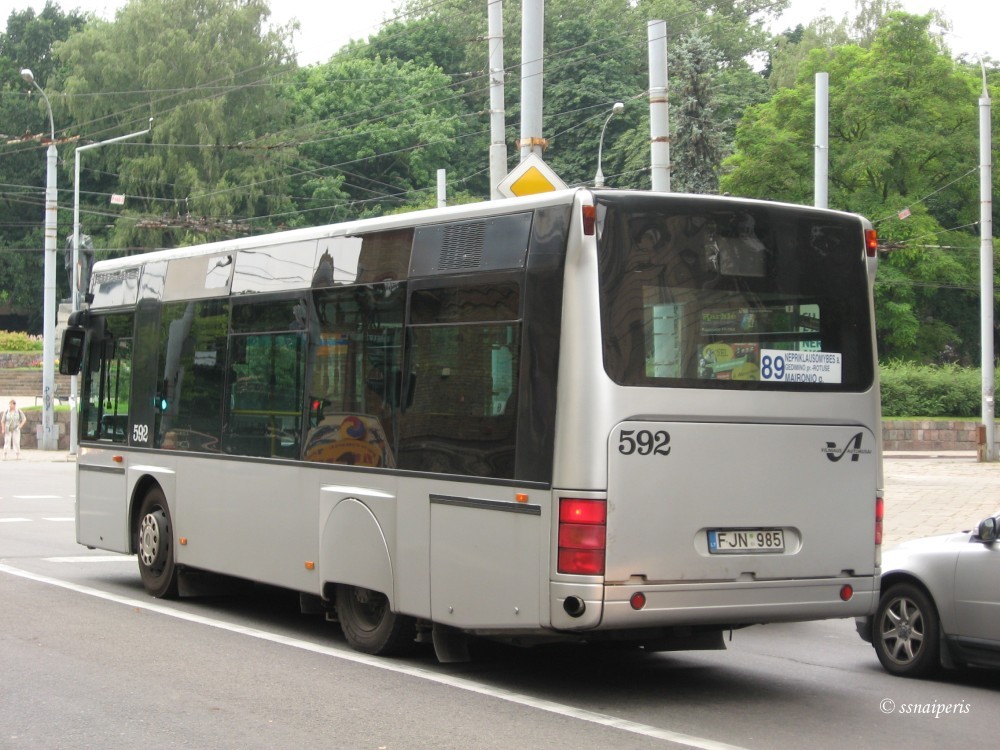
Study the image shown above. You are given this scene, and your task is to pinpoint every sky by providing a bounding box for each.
[0,0,995,66]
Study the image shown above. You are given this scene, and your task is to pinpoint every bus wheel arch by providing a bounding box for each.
[134,484,179,599]
[321,498,395,605]
[321,497,415,655]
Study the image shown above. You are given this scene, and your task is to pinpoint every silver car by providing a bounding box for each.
[856,513,1000,677]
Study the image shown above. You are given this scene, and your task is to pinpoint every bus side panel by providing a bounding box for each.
[426,483,545,629]
[170,457,320,594]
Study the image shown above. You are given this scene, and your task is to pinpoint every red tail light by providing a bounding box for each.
[865,229,878,257]
[558,498,606,575]
[875,494,884,546]
[581,204,596,236]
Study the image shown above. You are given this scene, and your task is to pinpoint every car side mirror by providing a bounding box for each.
[977,516,998,543]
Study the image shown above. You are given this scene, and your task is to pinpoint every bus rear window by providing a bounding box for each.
[596,195,874,391]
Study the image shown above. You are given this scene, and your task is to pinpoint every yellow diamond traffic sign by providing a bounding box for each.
[497,153,567,198]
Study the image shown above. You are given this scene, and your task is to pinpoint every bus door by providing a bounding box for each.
[76,311,136,552]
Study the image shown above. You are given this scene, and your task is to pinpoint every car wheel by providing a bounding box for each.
[873,582,940,677]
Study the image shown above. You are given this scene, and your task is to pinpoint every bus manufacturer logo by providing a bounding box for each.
[822,432,871,462]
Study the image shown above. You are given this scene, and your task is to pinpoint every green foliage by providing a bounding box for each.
[0,330,43,351]
[880,361,988,417]
[0,3,86,333]
[288,54,464,217]
[55,0,296,246]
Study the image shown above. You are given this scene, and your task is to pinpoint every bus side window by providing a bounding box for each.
[398,281,521,479]
[303,283,405,468]
[224,297,308,459]
[156,300,228,452]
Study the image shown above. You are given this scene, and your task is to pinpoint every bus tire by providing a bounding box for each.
[136,487,179,599]
[336,584,416,656]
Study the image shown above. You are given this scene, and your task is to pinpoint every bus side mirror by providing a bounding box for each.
[59,328,86,376]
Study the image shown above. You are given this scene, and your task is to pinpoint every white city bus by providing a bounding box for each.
[60,188,883,661]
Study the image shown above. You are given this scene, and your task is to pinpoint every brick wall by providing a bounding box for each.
[882,420,989,451]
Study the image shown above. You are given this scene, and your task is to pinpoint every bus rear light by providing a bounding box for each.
[840,584,854,601]
[558,548,605,575]
[875,494,884,546]
[630,592,646,610]
[558,523,606,549]
[558,498,606,575]
[581,204,597,236]
[559,498,607,525]
[865,229,878,257]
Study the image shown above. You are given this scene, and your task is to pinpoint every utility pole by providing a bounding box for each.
[648,20,670,191]
[20,69,58,450]
[520,0,545,160]
[488,0,507,197]
[815,72,829,209]
[979,63,995,461]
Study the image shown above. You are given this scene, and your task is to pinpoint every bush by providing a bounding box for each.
[0,331,43,352]
[880,361,987,418]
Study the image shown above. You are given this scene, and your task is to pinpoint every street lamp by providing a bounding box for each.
[21,68,58,451]
[594,101,624,188]
[69,118,154,454]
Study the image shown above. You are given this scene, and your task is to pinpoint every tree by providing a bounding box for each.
[0,2,87,332]
[54,0,296,248]
[721,12,991,363]
[670,30,726,193]
[288,54,464,220]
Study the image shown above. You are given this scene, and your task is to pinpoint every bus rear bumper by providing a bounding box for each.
[597,576,878,629]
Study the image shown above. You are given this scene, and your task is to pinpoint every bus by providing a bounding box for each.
[60,188,883,661]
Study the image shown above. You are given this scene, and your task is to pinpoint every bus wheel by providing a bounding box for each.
[136,487,179,599]
[336,584,416,656]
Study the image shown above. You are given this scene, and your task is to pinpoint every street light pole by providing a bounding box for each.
[21,68,58,451]
[70,119,154,454]
[594,102,624,188]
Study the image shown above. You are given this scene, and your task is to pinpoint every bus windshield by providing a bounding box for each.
[596,193,875,391]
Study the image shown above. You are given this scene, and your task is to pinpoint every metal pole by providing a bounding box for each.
[648,20,670,192]
[21,69,57,450]
[815,72,829,209]
[488,0,507,198]
[70,120,153,455]
[437,169,447,208]
[520,0,544,160]
[979,64,995,460]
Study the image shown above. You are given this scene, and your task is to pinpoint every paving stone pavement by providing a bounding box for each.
[7,449,1000,549]
[882,452,1000,547]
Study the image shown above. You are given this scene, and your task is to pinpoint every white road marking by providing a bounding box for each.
[43,517,75,522]
[12,495,64,500]
[44,555,132,563]
[0,518,31,523]
[0,562,747,750]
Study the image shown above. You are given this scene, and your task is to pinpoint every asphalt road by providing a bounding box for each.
[2,460,998,750]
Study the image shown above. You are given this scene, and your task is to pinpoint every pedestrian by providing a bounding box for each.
[2,399,27,460]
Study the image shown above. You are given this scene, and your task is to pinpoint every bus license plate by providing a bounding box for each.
[708,529,784,554]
